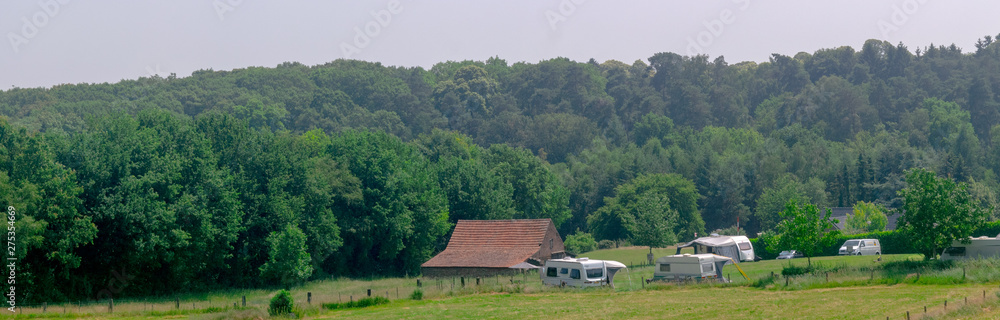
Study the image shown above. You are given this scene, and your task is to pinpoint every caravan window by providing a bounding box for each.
[546,267,558,277]
[586,268,603,279]
[738,242,751,250]
[570,269,581,279]
[560,268,568,275]
[702,262,714,272]
[659,264,671,272]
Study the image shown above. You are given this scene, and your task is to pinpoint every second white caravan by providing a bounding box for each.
[540,257,627,288]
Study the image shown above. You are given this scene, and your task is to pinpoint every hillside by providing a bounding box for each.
[3,35,1000,301]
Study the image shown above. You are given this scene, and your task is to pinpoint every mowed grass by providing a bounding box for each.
[323,284,998,320]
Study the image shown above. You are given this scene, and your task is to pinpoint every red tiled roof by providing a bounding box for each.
[421,219,552,268]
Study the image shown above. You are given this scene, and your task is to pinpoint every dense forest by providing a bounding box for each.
[4,35,1000,302]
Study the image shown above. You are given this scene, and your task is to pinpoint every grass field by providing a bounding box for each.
[13,248,1000,319]
[322,284,998,320]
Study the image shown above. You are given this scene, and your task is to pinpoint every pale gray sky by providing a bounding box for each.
[1,1,997,89]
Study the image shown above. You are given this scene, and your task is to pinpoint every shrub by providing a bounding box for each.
[322,296,390,310]
[781,264,812,276]
[268,289,294,316]
[410,289,423,300]
[597,240,616,250]
[564,231,598,255]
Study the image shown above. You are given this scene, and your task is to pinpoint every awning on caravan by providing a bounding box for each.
[676,236,741,264]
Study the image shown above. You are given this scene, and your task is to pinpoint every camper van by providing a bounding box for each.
[540,257,627,288]
[838,239,881,256]
[652,254,735,283]
[676,234,756,262]
[942,235,1000,260]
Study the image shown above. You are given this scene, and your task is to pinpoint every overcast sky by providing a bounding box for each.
[1,1,998,90]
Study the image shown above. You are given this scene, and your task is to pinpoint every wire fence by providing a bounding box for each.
[10,272,546,317]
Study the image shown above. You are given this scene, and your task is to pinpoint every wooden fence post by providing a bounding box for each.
[43,302,46,313]
[367,289,371,297]
[461,277,465,287]
[109,299,113,313]
[307,292,311,304]
[417,279,421,287]
[176,298,180,309]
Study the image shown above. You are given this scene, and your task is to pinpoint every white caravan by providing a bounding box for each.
[675,234,757,263]
[540,257,627,288]
[942,235,1000,260]
[652,253,748,283]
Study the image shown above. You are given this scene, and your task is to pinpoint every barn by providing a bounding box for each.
[420,219,566,277]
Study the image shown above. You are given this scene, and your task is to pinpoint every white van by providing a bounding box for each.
[540,257,627,288]
[838,239,881,256]
[942,235,1000,260]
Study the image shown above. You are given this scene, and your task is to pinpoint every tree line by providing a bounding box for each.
[3,35,1000,301]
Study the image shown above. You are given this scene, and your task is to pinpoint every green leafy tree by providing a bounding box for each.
[845,201,888,234]
[588,173,701,245]
[483,144,571,227]
[898,168,988,259]
[766,199,840,266]
[260,224,313,286]
[753,179,806,232]
[563,231,598,255]
[0,120,96,301]
[328,130,451,275]
[627,193,679,247]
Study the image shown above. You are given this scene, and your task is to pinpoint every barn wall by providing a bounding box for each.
[532,222,566,261]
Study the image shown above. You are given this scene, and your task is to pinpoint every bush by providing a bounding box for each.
[597,240,616,250]
[781,264,812,276]
[322,296,390,310]
[410,289,423,300]
[268,289,294,316]
[564,231,598,255]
